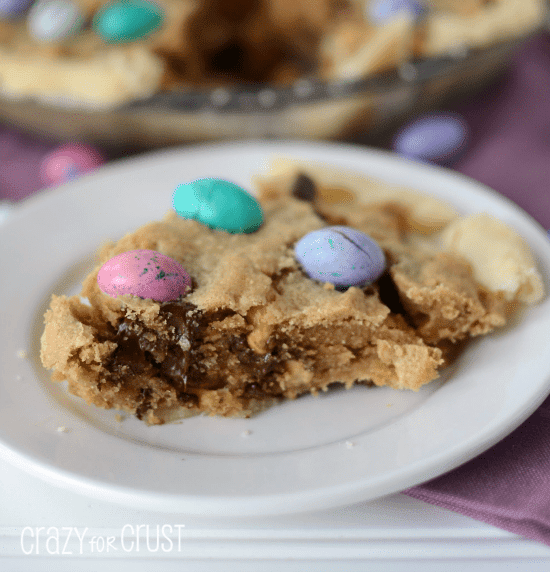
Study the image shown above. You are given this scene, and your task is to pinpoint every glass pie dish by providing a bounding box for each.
[0,35,529,150]
[0,0,545,150]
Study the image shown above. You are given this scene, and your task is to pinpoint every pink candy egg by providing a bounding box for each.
[97,250,192,302]
[40,142,104,186]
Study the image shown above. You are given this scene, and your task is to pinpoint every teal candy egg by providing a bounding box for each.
[93,0,164,44]
[173,178,264,234]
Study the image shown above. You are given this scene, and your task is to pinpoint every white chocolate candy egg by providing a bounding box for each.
[97,250,192,302]
[27,0,84,42]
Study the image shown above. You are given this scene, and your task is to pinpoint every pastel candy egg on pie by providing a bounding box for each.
[97,250,192,302]
[173,178,264,234]
[295,226,386,287]
[93,0,164,44]
[367,0,424,23]
[0,0,34,18]
[27,0,84,41]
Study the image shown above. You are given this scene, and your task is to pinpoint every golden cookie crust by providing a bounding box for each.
[40,161,544,423]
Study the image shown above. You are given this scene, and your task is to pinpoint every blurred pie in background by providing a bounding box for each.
[0,0,545,145]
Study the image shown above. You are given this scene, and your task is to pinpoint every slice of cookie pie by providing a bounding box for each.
[40,159,544,424]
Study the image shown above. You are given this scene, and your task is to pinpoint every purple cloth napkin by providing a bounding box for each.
[404,32,550,545]
[0,129,56,202]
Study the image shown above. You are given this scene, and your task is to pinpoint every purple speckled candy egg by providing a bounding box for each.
[97,250,192,302]
[392,112,469,165]
[295,226,386,288]
[0,0,34,18]
[39,142,104,186]
[367,0,424,23]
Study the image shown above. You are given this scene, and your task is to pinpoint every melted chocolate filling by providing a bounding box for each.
[291,173,317,202]
[105,300,290,417]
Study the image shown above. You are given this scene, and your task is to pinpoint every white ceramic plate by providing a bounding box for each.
[1,141,550,517]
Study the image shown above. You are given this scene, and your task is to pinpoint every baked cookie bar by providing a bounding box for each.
[40,159,544,424]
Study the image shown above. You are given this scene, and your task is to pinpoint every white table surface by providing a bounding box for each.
[2,455,550,571]
[2,201,550,571]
